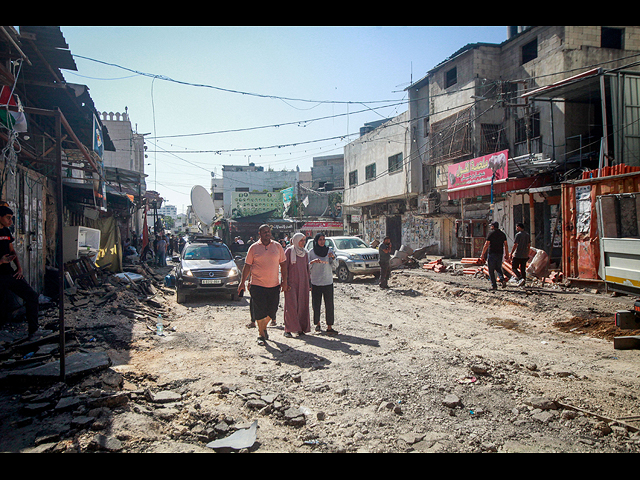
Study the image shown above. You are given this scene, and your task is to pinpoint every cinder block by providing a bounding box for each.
[615,310,640,330]
[614,336,640,350]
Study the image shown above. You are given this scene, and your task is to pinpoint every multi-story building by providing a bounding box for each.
[403,25,640,262]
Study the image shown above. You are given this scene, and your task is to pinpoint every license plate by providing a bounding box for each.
[366,263,379,268]
[201,279,222,285]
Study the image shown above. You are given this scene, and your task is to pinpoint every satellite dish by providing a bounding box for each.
[190,185,216,226]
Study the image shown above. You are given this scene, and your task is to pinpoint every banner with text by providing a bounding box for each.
[447,150,509,191]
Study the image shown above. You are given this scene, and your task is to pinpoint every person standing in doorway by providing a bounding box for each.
[283,233,311,338]
[0,206,40,340]
[378,236,393,289]
[238,224,287,345]
[510,222,531,287]
[309,233,338,334]
[481,222,510,290]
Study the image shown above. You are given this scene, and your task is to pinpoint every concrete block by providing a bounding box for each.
[615,310,640,330]
[613,336,640,350]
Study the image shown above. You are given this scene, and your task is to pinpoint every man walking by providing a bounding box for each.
[238,224,287,345]
[481,221,510,290]
[510,222,531,287]
[378,236,393,289]
[0,205,40,339]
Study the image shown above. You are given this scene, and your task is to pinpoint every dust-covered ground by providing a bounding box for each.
[2,264,640,453]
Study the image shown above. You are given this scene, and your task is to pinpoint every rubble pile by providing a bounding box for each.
[0,260,175,385]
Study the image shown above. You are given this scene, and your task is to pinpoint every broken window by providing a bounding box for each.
[481,124,507,155]
[522,38,538,64]
[602,27,624,49]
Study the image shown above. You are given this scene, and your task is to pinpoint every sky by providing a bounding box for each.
[57,26,508,214]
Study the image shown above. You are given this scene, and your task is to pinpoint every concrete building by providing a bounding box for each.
[343,111,425,249]
[157,204,177,219]
[405,25,640,262]
[311,154,344,190]
[100,109,147,237]
[221,164,299,219]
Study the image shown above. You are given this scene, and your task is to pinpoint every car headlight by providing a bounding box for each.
[228,267,239,277]
[183,269,193,277]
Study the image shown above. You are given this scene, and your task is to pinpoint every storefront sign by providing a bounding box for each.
[302,221,343,230]
[447,150,508,191]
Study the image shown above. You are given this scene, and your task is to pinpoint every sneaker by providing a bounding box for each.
[500,279,507,288]
[517,278,526,287]
[315,324,322,333]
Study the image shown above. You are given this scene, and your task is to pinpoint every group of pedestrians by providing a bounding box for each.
[237,224,337,345]
[480,221,531,290]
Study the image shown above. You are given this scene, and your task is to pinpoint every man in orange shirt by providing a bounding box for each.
[238,224,288,345]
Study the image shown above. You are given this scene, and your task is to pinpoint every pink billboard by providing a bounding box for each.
[447,150,509,191]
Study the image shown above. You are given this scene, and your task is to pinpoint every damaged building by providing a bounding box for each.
[0,26,149,323]
[345,26,640,272]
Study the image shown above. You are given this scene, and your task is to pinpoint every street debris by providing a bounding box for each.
[1,258,175,385]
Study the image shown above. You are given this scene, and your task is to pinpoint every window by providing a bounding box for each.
[388,153,403,173]
[213,192,223,201]
[515,112,540,143]
[349,170,358,186]
[480,124,506,155]
[602,27,624,49]
[445,67,457,88]
[521,38,538,64]
[235,187,249,192]
[365,163,376,181]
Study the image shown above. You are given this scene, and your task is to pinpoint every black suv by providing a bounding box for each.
[175,235,241,303]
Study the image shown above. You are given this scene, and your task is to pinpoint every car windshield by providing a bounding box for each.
[334,238,369,250]
[183,244,232,261]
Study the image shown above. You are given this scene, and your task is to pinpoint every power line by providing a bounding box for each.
[72,54,402,106]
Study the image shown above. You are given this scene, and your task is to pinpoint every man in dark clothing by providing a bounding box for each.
[0,205,40,338]
[481,221,510,290]
[510,222,531,287]
[378,237,393,289]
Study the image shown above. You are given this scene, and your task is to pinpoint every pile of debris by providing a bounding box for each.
[0,259,174,386]
[457,250,564,285]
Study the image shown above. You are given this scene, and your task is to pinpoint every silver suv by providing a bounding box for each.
[305,236,380,282]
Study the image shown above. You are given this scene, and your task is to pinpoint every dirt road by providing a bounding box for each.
[2,266,640,453]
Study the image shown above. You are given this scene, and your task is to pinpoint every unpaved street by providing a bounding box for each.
[2,265,640,453]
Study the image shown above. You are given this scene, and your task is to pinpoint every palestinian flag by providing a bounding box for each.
[0,86,28,132]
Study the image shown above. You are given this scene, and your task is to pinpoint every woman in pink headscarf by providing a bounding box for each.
[283,233,311,338]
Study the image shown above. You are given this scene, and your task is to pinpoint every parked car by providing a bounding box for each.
[175,235,241,303]
[305,235,380,282]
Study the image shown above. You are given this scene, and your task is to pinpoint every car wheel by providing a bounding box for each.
[337,263,354,283]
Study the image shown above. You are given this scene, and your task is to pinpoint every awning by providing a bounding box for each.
[520,68,602,101]
[447,176,544,201]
